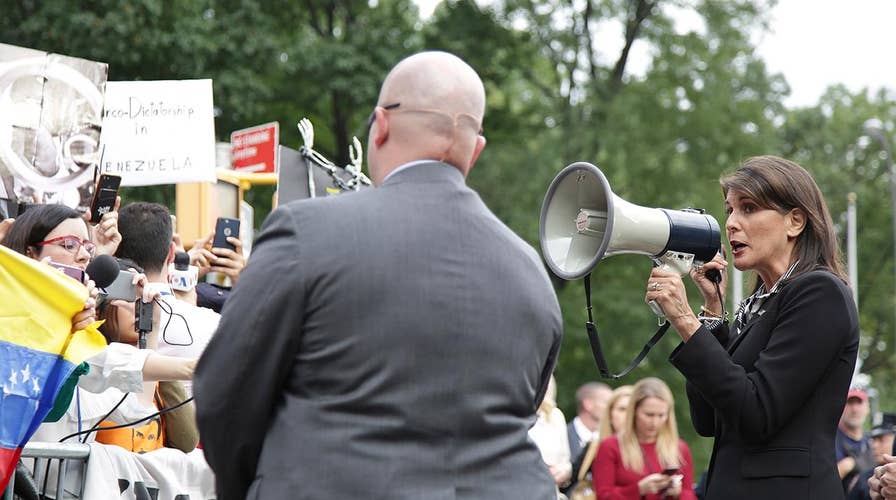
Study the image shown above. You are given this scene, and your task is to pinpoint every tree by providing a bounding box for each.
[778,86,896,406]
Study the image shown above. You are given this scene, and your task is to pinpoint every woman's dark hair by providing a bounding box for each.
[1,204,85,257]
[721,155,846,291]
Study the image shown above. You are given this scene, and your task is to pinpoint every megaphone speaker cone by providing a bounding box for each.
[539,162,614,280]
[541,162,717,280]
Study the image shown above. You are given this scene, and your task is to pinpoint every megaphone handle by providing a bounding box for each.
[647,299,665,318]
[648,261,669,320]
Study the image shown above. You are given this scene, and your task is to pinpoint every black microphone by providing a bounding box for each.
[85,254,120,289]
[134,297,154,349]
[174,251,190,270]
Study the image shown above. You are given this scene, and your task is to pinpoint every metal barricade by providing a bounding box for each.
[3,442,90,500]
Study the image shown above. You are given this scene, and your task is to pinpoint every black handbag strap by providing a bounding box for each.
[584,273,671,379]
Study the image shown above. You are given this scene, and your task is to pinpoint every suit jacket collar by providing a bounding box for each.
[726,285,783,354]
[727,261,801,353]
[381,160,465,187]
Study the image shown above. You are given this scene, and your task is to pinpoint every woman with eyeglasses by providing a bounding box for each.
[2,204,100,330]
[2,204,198,497]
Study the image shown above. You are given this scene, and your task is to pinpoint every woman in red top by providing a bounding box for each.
[592,377,696,500]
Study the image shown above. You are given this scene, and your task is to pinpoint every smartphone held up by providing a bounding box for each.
[212,217,240,251]
[89,174,121,223]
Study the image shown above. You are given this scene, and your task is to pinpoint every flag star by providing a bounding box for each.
[31,378,40,393]
[21,364,31,382]
[9,369,18,386]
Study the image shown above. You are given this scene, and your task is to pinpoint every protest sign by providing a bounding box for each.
[232,122,278,173]
[0,43,107,209]
[100,80,216,186]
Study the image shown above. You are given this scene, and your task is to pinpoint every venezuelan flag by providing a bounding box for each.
[0,245,106,492]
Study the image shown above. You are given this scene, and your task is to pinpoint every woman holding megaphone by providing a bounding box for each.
[645,155,858,500]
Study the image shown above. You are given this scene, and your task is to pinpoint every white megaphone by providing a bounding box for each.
[540,162,721,317]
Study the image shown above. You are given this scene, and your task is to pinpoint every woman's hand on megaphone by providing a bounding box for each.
[690,252,728,312]
[646,268,701,341]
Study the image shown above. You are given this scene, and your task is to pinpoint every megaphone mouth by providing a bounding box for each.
[539,162,615,280]
[539,162,720,281]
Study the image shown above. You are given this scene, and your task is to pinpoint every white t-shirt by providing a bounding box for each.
[153,288,220,396]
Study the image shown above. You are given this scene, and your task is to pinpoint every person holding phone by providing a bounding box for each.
[646,157,859,500]
[592,378,696,500]
[171,227,246,312]
[186,225,246,285]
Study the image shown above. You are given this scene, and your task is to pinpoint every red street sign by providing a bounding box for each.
[231,122,279,173]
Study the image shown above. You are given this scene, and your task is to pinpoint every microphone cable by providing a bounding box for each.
[155,297,194,347]
[58,396,194,444]
[76,394,128,444]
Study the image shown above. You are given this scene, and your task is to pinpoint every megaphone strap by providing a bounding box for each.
[583,273,672,380]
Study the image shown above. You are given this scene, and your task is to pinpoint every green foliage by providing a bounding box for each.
[5,0,896,476]
[778,86,896,412]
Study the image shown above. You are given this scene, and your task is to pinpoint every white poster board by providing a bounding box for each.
[99,80,216,186]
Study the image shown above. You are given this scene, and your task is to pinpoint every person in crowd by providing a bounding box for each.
[93,258,199,454]
[599,385,635,441]
[2,204,196,499]
[868,441,896,499]
[565,384,632,498]
[592,377,696,499]
[1,217,15,242]
[194,51,563,500]
[566,383,612,474]
[2,204,98,331]
[2,205,196,434]
[530,376,572,498]
[850,414,896,500]
[115,202,221,397]
[839,387,877,492]
[563,382,613,496]
[646,156,859,499]
[172,228,245,312]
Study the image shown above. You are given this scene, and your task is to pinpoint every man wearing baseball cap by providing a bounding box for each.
[838,388,876,494]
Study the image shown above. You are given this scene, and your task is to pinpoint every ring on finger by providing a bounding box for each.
[651,282,660,291]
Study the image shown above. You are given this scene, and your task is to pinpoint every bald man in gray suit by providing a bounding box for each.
[194,51,563,500]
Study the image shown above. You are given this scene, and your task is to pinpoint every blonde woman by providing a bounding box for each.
[529,376,573,497]
[598,385,634,442]
[592,378,696,499]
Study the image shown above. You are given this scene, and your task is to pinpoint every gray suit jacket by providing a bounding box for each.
[194,161,564,500]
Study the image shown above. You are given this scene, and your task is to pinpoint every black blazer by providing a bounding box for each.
[670,269,859,500]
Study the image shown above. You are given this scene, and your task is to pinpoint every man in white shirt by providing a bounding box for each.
[115,202,221,396]
[565,381,612,490]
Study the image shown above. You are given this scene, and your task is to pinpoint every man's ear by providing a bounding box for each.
[372,107,390,147]
[166,241,176,265]
[466,135,487,172]
[787,208,807,238]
